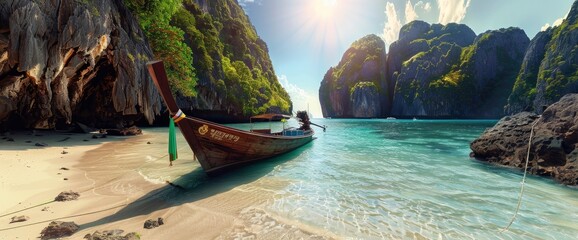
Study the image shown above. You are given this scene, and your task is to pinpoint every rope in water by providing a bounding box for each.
[501,117,540,232]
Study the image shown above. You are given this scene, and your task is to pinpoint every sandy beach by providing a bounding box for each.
[0,130,334,240]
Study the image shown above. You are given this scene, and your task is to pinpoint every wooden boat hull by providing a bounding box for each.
[183,117,313,173]
[147,60,314,173]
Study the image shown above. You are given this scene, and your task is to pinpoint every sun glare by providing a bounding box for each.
[314,0,338,18]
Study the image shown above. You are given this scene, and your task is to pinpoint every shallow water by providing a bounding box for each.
[136,119,578,239]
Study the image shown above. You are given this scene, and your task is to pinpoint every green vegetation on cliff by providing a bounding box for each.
[330,35,385,94]
[124,0,197,97]
[125,0,291,116]
[319,34,386,117]
[540,20,578,100]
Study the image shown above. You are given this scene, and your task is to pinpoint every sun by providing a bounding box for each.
[314,0,338,18]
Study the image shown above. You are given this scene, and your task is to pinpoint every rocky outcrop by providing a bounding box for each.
[390,24,529,118]
[319,34,387,118]
[0,0,161,129]
[471,94,578,185]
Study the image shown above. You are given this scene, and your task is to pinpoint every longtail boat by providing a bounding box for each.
[147,60,320,173]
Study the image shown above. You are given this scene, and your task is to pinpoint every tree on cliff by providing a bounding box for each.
[124,0,198,97]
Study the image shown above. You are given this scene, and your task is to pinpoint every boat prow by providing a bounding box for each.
[147,61,315,173]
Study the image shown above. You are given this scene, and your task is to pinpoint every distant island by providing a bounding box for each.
[319,0,578,119]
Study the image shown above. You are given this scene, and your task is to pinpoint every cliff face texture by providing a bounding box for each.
[320,0,578,119]
[389,22,476,116]
[320,21,530,119]
[0,0,161,129]
[173,0,291,122]
[389,24,529,118]
[471,94,578,186]
[507,0,578,115]
[319,34,387,118]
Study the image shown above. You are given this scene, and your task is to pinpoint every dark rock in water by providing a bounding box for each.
[104,126,142,136]
[471,94,578,185]
[6,137,14,142]
[157,217,164,225]
[35,142,47,147]
[144,219,159,229]
[40,221,79,240]
[10,215,29,223]
[92,135,99,139]
[83,229,139,240]
[54,191,79,201]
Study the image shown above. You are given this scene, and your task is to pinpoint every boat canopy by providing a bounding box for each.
[250,113,292,121]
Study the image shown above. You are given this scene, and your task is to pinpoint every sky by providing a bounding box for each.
[238,0,574,118]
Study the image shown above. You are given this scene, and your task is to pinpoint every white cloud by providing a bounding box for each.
[382,2,403,46]
[415,1,432,12]
[278,75,322,118]
[541,23,551,32]
[541,10,569,32]
[405,1,419,23]
[553,18,564,27]
[436,0,471,24]
[424,2,432,11]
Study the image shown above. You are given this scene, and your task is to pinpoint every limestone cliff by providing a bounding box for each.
[319,35,387,118]
[172,0,291,122]
[507,0,578,114]
[0,0,161,129]
[390,25,529,118]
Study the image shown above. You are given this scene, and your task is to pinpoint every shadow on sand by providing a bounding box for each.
[79,143,311,230]
[0,130,126,151]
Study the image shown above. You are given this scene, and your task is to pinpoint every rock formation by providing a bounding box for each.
[319,34,387,118]
[319,19,536,118]
[507,0,578,114]
[0,0,161,129]
[505,30,554,114]
[173,0,292,122]
[471,94,578,185]
[390,25,529,118]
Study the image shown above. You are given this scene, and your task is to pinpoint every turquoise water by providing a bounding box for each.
[140,119,578,239]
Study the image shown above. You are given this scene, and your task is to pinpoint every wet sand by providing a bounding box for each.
[0,130,335,239]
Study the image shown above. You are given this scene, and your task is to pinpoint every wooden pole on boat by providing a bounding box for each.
[310,122,326,132]
[147,61,211,170]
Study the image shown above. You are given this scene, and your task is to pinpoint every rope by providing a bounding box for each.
[501,117,540,232]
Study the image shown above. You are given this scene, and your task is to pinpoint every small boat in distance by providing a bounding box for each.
[147,61,318,174]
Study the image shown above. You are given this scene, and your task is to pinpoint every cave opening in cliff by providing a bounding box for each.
[71,59,119,129]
